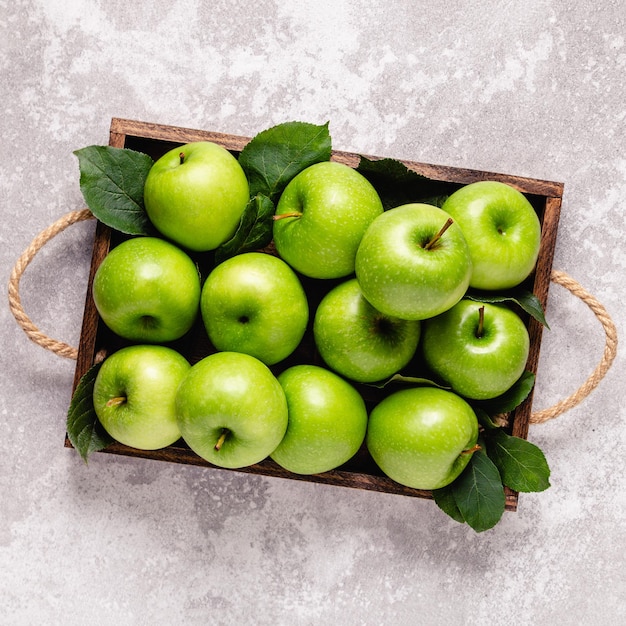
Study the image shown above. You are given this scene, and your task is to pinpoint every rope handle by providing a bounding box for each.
[8,209,95,360]
[7,210,618,424]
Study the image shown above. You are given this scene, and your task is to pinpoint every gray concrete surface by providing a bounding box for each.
[1,1,624,624]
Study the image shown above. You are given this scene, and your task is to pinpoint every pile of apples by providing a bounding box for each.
[91,141,541,491]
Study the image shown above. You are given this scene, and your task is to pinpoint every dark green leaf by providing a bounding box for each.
[474,407,505,430]
[475,371,535,415]
[365,373,452,390]
[214,194,275,264]
[356,156,453,211]
[486,429,551,493]
[432,485,466,523]
[238,121,332,202]
[74,145,155,235]
[66,362,114,462]
[466,289,549,328]
[449,442,506,532]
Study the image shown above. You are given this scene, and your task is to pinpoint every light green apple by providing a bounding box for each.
[273,161,384,279]
[441,180,542,290]
[355,203,472,320]
[366,386,479,490]
[313,278,421,383]
[93,345,190,450]
[200,252,309,365]
[143,141,250,252]
[270,365,368,475]
[421,299,530,399]
[175,352,288,469]
[92,236,201,343]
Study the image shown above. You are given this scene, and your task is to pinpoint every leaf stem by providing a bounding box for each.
[461,444,482,455]
[273,211,303,221]
[106,396,127,407]
[424,217,454,250]
[476,306,485,339]
[214,428,229,451]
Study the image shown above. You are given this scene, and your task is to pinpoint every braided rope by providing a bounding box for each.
[7,209,95,360]
[6,211,619,424]
[529,269,618,424]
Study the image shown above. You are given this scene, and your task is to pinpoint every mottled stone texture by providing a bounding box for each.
[1,1,624,624]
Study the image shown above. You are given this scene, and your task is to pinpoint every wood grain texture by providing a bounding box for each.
[333,149,564,198]
[110,118,250,152]
[71,219,112,390]
[69,118,563,513]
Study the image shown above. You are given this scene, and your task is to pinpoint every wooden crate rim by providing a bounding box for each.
[69,117,564,513]
[110,117,565,198]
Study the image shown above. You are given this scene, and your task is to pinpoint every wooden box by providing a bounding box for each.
[67,118,563,511]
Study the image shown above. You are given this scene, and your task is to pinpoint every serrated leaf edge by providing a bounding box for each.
[73,145,154,236]
[486,430,551,493]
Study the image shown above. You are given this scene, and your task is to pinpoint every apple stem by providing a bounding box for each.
[214,428,229,451]
[424,217,454,250]
[461,444,481,455]
[272,211,303,221]
[106,396,127,407]
[476,305,485,339]
[179,151,185,165]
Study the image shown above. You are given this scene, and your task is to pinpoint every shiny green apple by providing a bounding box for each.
[143,141,250,252]
[355,203,472,320]
[273,161,383,279]
[313,278,421,383]
[270,365,368,475]
[175,352,288,469]
[366,386,479,490]
[421,299,530,399]
[200,252,309,365]
[93,345,190,450]
[92,236,201,343]
[441,180,541,290]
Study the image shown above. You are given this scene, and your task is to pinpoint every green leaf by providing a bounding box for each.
[74,145,155,235]
[356,156,452,211]
[214,194,275,264]
[447,442,506,532]
[475,371,535,415]
[465,289,549,329]
[238,121,332,202]
[432,485,466,524]
[486,429,551,493]
[474,407,504,430]
[66,362,114,462]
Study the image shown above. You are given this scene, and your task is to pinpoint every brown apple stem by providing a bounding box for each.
[476,305,485,339]
[424,217,454,250]
[179,151,185,165]
[272,211,303,221]
[461,444,482,455]
[106,396,127,408]
[214,428,229,451]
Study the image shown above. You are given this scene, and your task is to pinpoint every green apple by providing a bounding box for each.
[200,252,309,365]
[143,141,250,252]
[93,345,190,450]
[270,365,368,475]
[355,203,472,320]
[313,278,421,383]
[441,180,542,290]
[273,161,384,279]
[92,236,201,343]
[421,299,530,400]
[366,387,479,490]
[175,351,288,469]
